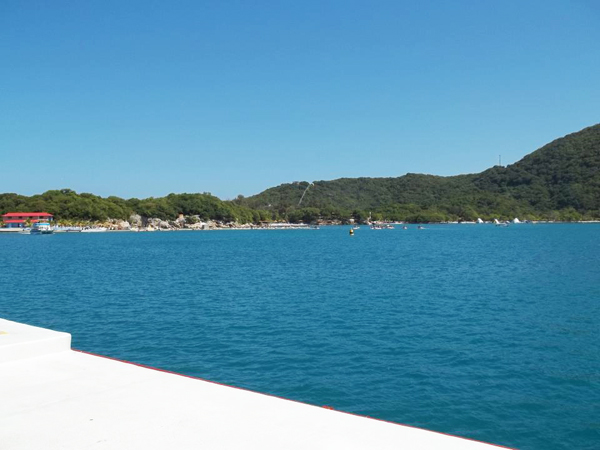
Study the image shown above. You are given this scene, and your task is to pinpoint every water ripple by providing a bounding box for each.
[1,224,599,449]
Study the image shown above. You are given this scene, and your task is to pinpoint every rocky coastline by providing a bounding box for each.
[56,214,322,232]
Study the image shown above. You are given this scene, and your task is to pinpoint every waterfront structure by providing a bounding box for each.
[1,212,53,228]
[0,319,512,449]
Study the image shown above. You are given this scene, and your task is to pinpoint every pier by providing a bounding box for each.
[0,319,511,449]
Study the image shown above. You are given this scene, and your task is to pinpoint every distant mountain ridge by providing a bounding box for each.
[242,124,600,221]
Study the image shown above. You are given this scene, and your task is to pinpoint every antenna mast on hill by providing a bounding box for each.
[499,155,502,167]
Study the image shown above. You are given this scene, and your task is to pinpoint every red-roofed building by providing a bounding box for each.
[2,212,54,228]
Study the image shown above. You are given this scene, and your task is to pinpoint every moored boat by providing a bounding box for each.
[81,227,108,233]
[30,222,54,234]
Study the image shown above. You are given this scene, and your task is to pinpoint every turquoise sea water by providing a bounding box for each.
[1,224,599,449]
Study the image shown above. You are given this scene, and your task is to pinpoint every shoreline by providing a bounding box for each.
[2,220,600,234]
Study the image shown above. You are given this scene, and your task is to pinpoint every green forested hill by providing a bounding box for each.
[473,124,600,212]
[243,124,600,221]
[1,124,599,223]
[0,190,272,224]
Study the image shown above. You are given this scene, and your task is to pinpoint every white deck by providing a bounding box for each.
[0,319,511,449]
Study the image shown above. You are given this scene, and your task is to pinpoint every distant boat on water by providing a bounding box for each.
[30,222,54,235]
[370,223,394,230]
[81,227,108,233]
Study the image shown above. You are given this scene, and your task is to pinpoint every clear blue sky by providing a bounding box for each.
[1,1,599,199]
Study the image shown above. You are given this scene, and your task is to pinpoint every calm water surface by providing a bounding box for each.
[1,224,599,449]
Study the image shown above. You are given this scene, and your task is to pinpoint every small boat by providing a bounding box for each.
[402,226,408,230]
[349,229,354,236]
[30,222,54,235]
[371,223,394,230]
[417,225,425,230]
[81,227,108,233]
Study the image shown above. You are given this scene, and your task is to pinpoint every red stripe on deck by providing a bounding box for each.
[73,349,516,449]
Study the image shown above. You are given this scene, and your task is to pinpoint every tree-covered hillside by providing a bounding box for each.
[243,124,600,221]
[0,190,273,224]
[473,124,600,214]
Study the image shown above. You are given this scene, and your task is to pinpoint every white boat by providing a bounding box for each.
[30,222,54,234]
[370,223,393,230]
[54,226,83,233]
[81,227,108,233]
